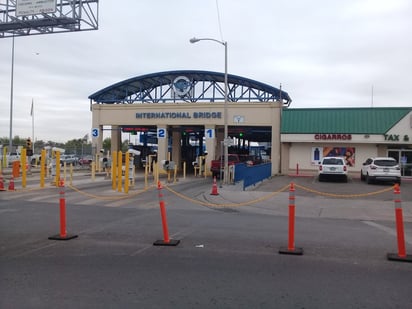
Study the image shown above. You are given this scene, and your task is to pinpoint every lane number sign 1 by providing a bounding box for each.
[205,129,215,139]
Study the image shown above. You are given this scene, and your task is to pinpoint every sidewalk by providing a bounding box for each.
[200,176,412,223]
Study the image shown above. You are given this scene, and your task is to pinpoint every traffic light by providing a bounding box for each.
[239,132,244,138]
[26,138,33,156]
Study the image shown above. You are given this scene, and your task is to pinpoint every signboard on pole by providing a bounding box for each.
[16,0,57,17]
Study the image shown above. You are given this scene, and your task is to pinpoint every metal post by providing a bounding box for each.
[223,41,229,184]
[387,184,412,262]
[279,182,303,255]
[190,37,229,184]
[9,35,15,153]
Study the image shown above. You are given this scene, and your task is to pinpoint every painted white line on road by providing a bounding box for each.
[0,209,18,214]
[363,221,412,245]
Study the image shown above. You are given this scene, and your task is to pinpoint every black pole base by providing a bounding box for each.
[279,247,304,255]
[387,253,412,263]
[153,239,180,246]
[48,234,78,241]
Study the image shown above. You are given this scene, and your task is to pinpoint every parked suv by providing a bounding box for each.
[318,156,348,182]
[361,157,401,184]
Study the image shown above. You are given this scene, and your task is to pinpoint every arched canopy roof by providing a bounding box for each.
[89,70,291,105]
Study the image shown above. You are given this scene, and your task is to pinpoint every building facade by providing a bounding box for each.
[89,71,412,178]
[89,70,291,176]
[281,108,412,177]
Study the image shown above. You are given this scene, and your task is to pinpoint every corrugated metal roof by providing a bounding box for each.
[281,107,411,134]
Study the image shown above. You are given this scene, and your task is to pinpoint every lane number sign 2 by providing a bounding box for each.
[157,128,166,138]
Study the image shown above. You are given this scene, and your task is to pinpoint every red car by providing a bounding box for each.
[79,155,93,165]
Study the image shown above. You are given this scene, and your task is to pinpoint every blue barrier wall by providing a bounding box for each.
[234,163,272,190]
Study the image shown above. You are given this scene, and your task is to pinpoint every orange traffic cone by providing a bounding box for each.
[210,176,219,195]
[8,176,15,191]
[0,172,5,191]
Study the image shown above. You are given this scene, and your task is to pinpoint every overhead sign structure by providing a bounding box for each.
[0,0,99,38]
[16,0,57,17]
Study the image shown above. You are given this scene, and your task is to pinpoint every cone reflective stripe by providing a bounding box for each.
[387,184,412,262]
[279,182,303,255]
[153,181,180,246]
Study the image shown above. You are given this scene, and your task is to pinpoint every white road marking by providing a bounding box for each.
[363,220,412,245]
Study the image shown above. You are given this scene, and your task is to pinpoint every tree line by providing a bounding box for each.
[0,136,129,156]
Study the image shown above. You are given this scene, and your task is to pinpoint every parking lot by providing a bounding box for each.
[255,173,412,201]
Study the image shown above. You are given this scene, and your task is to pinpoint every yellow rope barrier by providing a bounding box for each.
[67,184,153,201]
[164,182,395,208]
[294,183,394,198]
[163,184,290,208]
[10,177,396,207]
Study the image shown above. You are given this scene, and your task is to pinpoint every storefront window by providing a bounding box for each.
[388,150,412,177]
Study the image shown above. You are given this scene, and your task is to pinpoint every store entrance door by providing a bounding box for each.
[388,149,412,177]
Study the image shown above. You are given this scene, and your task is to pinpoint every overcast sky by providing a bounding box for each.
[1,0,411,143]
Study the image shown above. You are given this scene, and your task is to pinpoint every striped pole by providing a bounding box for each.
[288,182,296,250]
[153,181,180,246]
[387,184,412,262]
[59,179,67,238]
[279,182,303,255]
[48,179,78,241]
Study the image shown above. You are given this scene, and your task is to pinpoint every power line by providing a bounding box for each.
[215,0,224,41]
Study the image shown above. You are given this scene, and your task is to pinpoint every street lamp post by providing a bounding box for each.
[190,37,229,184]
[9,35,15,153]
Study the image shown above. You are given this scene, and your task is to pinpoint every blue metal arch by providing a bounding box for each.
[88,70,291,105]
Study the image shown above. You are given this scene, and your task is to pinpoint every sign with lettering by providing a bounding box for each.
[136,112,222,119]
[16,0,57,16]
[157,128,166,138]
[384,134,409,142]
[205,129,215,139]
[91,128,99,138]
[314,134,352,141]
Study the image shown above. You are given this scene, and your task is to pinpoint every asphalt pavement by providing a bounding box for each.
[1,170,412,308]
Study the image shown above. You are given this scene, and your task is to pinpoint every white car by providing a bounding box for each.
[60,154,79,166]
[361,157,401,184]
[6,152,21,166]
[318,156,348,182]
